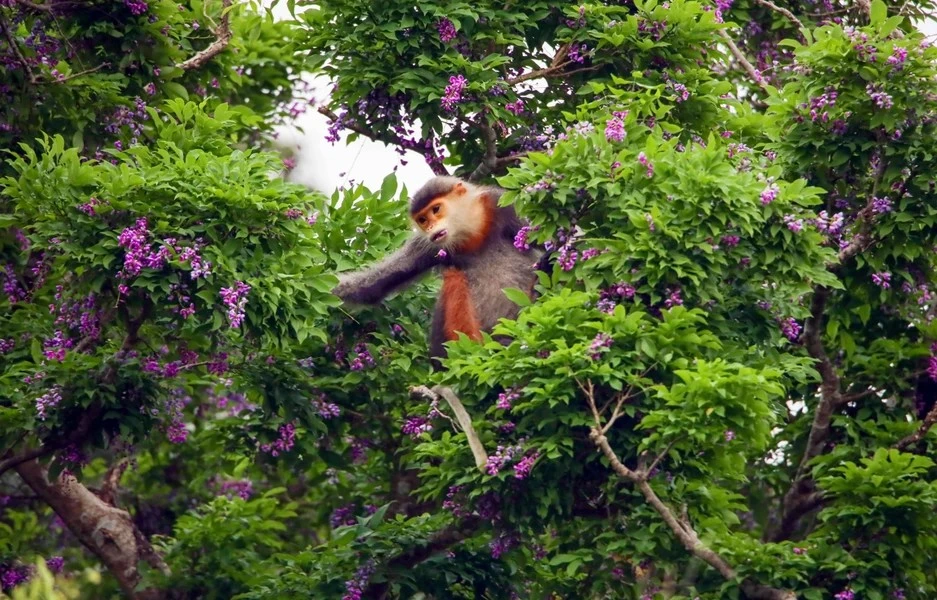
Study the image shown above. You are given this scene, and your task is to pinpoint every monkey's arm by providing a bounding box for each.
[333,236,438,305]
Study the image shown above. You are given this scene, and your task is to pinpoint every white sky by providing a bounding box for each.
[269,4,937,195]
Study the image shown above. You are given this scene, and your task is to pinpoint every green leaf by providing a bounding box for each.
[869,0,887,24]
[502,287,532,307]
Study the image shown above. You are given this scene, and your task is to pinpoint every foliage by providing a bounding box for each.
[3,0,937,599]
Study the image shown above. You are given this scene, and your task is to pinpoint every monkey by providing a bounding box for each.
[333,176,542,367]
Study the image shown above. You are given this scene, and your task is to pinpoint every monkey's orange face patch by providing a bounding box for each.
[412,184,491,250]
[413,199,450,244]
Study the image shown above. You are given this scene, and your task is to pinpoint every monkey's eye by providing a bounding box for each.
[418,217,427,224]
[432,205,441,214]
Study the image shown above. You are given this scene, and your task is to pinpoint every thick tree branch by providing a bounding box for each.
[768,491,826,543]
[468,117,498,183]
[717,30,768,91]
[176,0,233,71]
[410,386,488,470]
[16,460,169,599]
[771,288,839,541]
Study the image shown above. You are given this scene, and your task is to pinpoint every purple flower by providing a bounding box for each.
[497,388,520,410]
[45,556,64,573]
[220,281,251,328]
[871,271,891,289]
[780,317,801,342]
[36,385,64,420]
[605,115,626,142]
[834,590,855,600]
[872,196,893,214]
[760,183,779,205]
[124,0,148,15]
[724,430,736,441]
[589,333,613,360]
[672,82,689,102]
[637,152,654,177]
[505,99,524,114]
[887,47,908,69]
[514,452,540,479]
[441,75,468,111]
[866,83,894,109]
[783,215,804,232]
[259,421,297,456]
[402,416,432,438]
[792,547,805,555]
[436,18,457,42]
[513,225,538,251]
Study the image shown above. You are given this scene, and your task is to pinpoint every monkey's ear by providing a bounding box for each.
[452,182,468,196]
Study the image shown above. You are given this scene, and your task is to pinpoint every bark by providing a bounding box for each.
[16,459,169,599]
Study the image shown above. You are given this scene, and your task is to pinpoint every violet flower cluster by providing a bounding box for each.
[260,421,297,456]
[441,75,468,111]
[220,281,250,328]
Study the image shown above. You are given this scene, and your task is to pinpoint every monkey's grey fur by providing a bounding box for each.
[333,177,542,367]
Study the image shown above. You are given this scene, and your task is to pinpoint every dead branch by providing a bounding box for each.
[410,386,488,471]
[176,0,234,71]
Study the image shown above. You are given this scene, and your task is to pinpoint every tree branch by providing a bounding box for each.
[895,401,937,451]
[41,62,109,84]
[751,0,807,38]
[582,381,794,599]
[771,288,840,541]
[467,116,498,183]
[175,0,234,71]
[16,460,169,599]
[410,386,488,470]
[1,17,38,84]
[717,30,768,91]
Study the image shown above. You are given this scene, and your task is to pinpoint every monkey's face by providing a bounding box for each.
[413,198,450,246]
[412,184,486,249]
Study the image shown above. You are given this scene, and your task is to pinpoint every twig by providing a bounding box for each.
[176,0,234,71]
[751,0,807,38]
[646,437,680,476]
[1,17,37,84]
[504,43,601,85]
[717,30,768,92]
[410,386,488,471]
[42,62,109,84]
[895,402,937,450]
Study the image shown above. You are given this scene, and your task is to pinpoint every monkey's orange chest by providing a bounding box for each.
[441,268,482,342]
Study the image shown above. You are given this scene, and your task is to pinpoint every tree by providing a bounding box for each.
[3,0,937,598]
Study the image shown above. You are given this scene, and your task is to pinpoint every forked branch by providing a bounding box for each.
[582,382,795,600]
[176,0,234,70]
